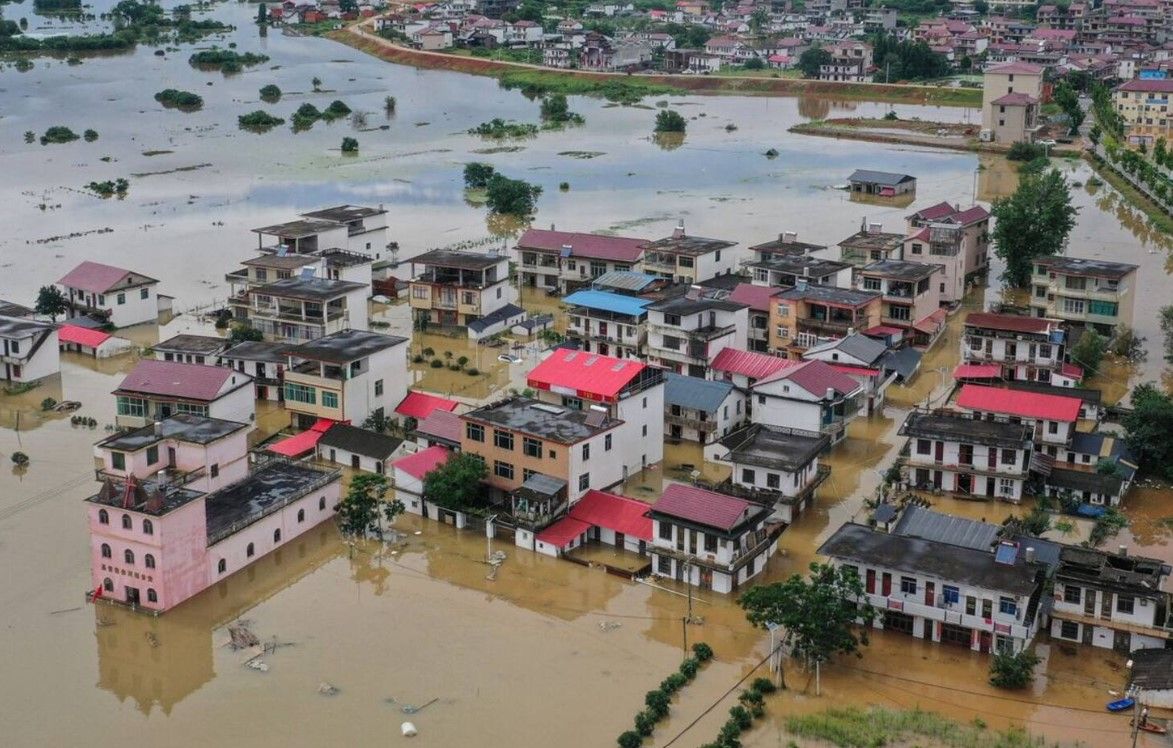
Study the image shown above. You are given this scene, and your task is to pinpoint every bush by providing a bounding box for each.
[729,705,753,730]
[692,642,714,661]
[679,657,699,680]
[989,649,1041,689]
[633,710,656,736]
[654,109,687,133]
[412,354,425,363]
[341,136,359,153]
[292,102,323,130]
[469,118,538,138]
[188,48,268,72]
[40,397,57,411]
[384,95,396,112]
[83,129,99,142]
[40,126,79,145]
[1007,141,1046,162]
[750,677,776,694]
[617,731,642,748]
[154,89,203,111]
[743,56,764,70]
[430,359,444,368]
[644,689,670,719]
[559,181,570,191]
[11,451,29,466]
[466,367,480,376]
[484,173,541,216]
[259,84,281,102]
[463,162,496,189]
[323,99,352,121]
[661,672,688,694]
[238,110,285,131]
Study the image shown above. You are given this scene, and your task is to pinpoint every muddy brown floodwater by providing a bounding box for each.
[2,2,1172,746]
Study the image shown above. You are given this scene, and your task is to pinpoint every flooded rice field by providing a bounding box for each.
[2,2,1173,746]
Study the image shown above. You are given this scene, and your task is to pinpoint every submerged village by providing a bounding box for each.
[4,0,1173,746]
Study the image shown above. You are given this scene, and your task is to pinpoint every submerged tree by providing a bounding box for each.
[422,451,487,511]
[34,285,68,320]
[991,169,1078,287]
[337,473,403,538]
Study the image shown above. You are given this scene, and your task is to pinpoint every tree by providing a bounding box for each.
[484,174,542,216]
[1122,383,1173,480]
[336,473,403,538]
[256,2,267,24]
[991,168,1078,287]
[35,285,68,320]
[654,109,687,133]
[1053,80,1084,135]
[743,56,765,70]
[749,7,769,33]
[341,136,359,153]
[311,76,322,92]
[973,0,989,12]
[227,322,263,343]
[463,162,497,189]
[1160,305,1173,360]
[1070,328,1106,377]
[798,47,831,78]
[989,649,1041,689]
[422,451,487,510]
[739,563,875,691]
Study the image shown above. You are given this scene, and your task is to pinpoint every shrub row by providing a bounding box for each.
[616,642,714,748]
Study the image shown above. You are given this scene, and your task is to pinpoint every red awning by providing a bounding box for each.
[395,391,459,420]
[863,325,903,337]
[953,364,1001,380]
[58,324,111,348]
[535,517,592,547]
[266,419,338,457]
[913,309,948,335]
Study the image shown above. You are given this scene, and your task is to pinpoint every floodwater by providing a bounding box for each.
[2,2,1173,746]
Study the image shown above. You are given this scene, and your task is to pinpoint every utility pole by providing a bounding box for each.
[1130,687,1142,748]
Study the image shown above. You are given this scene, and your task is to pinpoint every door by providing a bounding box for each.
[1084,590,1097,617]
[599,322,608,339]
[1113,630,1131,652]
[925,581,935,608]
[125,586,140,606]
[351,455,360,469]
[881,573,892,597]
[699,568,713,590]
[257,385,268,400]
[670,425,682,439]
[160,403,172,418]
[934,442,943,463]
[167,447,176,468]
[979,631,993,654]
[1101,591,1112,619]
[987,448,997,469]
[866,569,876,594]
[615,532,624,549]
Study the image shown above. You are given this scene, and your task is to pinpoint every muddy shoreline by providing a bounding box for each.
[327,29,983,107]
[790,119,1084,157]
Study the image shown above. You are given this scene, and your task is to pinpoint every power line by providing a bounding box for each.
[661,646,776,748]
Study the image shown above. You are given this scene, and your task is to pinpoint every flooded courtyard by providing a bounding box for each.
[2,2,1173,746]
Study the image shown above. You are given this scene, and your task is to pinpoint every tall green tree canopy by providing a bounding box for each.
[484,174,542,216]
[740,563,875,671]
[1122,383,1173,480]
[35,285,68,320]
[797,47,831,78]
[422,451,487,510]
[991,168,1078,287]
[337,473,403,538]
[870,34,949,81]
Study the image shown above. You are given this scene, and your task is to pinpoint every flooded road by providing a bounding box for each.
[2,2,1173,746]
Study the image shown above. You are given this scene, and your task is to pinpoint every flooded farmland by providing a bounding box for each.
[2,2,1173,746]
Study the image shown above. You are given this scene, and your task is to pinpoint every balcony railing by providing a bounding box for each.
[95,465,208,489]
[799,317,853,335]
[665,412,717,433]
[205,463,339,546]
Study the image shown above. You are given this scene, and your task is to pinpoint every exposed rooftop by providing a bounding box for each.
[221,340,290,364]
[1056,545,1170,594]
[0,315,55,339]
[300,204,386,223]
[860,259,942,281]
[646,294,746,314]
[153,334,228,356]
[286,329,408,364]
[720,423,829,472]
[463,396,620,444]
[411,249,505,271]
[516,228,647,262]
[99,414,248,453]
[747,254,851,278]
[115,360,247,401]
[252,218,339,239]
[205,460,339,545]
[838,229,906,252]
[318,424,403,461]
[748,234,828,255]
[651,483,768,535]
[900,410,1033,449]
[1035,256,1138,279]
[776,284,881,308]
[847,170,916,186]
[643,230,736,257]
[664,372,735,413]
[253,276,368,301]
[0,300,33,317]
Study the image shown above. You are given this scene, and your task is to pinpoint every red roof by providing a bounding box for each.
[711,347,794,380]
[536,489,653,547]
[756,359,860,397]
[910,201,957,221]
[957,384,1081,421]
[951,206,990,225]
[863,325,904,337]
[415,409,463,443]
[652,484,756,532]
[1060,362,1084,380]
[830,364,881,378]
[527,350,646,402]
[391,445,450,479]
[516,229,647,263]
[913,308,948,335]
[267,418,336,457]
[58,260,148,294]
[396,390,458,420]
[116,360,239,401]
[1118,78,1173,93]
[58,324,110,348]
[992,92,1038,106]
[965,312,1054,335]
[728,283,780,313]
[953,363,1002,380]
[989,62,1044,75]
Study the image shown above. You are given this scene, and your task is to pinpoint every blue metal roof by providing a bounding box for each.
[664,372,735,413]
[562,290,651,317]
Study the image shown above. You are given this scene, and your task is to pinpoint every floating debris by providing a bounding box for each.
[246,659,270,673]
[401,722,418,737]
[599,621,622,633]
[318,681,339,696]
[227,621,260,650]
[402,698,437,715]
[145,632,160,648]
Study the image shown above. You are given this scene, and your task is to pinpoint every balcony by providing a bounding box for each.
[665,412,718,433]
[713,464,831,507]
[1049,607,1173,640]
[95,465,207,488]
[798,316,853,336]
[904,456,1030,479]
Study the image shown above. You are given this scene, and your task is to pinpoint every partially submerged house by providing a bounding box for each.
[717,423,831,524]
[316,423,404,475]
[562,289,653,360]
[0,315,59,383]
[58,261,165,328]
[847,170,917,197]
[641,221,739,284]
[900,410,1034,502]
[408,249,523,339]
[533,489,653,560]
[515,228,647,293]
[113,360,255,428]
[663,372,743,445]
[645,290,748,378]
[749,359,863,444]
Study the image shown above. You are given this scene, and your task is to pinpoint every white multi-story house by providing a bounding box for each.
[956,383,1082,450]
[900,410,1034,502]
[229,275,369,343]
[527,349,665,480]
[282,329,409,430]
[819,519,1047,654]
[959,312,1072,384]
[749,359,863,443]
[252,204,391,266]
[649,483,777,594]
[220,341,290,402]
[646,292,748,378]
[58,261,163,328]
[152,335,228,366]
[113,360,255,428]
[905,202,992,303]
[408,249,523,339]
[857,260,944,343]
[226,246,372,298]
[663,373,744,444]
[1050,546,1173,652]
[746,253,853,290]
[641,222,740,284]
[0,316,59,384]
[717,423,831,523]
[563,289,652,360]
[1029,256,1139,336]
[515,228,647,293]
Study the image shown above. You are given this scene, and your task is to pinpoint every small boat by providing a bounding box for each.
[1107,697,1135,712]
[1132,720,1168,735]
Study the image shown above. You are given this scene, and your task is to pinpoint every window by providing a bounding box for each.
[246,543,255,558]
[900,576,917,595]
[966,596,976,616]
[1063,585,1081,604]
[1048,421,1058,434]
[863,277,882,291]
[943,585,959,605]
[210,464,219,479]
[322,391,339,409]
[641,425,647,437]
[999,478,1015,496]
[658,522,672,540]
[412,286,429,300]
[562,396,583,410]
[175,403,208,417]
[98,294,105,305]
[998,597,1017,616]
[273,529,281,543]
[142,519,153,535]
[767,473,781,489]
[101,543,112,559]
[218,558,227,574]
[493,460,514,480]
[582,443,590,461]
[916,439,931,455]
[982,598,992,618]
[319,497,326,511]
[1001,449,1017,465]
[578,473,590,491]
[374,379,383,397]
[467,423,484,442]
[147,588,158,603]
[1088,300,1118,317]
[776,304,789,318]
[664,313,681,326]
[1060,620,1079,640]
[285,383,317,405]
[103,578,114,592]
[1062,298,1085,315]
[703,534,717,553]
[1038,343,1052,358]
[145,554,156,569]
[121,513,132,529]
[116,293,126,305]
[98,509,109,525]
[1117,595,1135,615]
[657,555,672,574]
[741,469,755,484]
[887,305,911,322]
[297,509,305,523]
[124,549,135,564]
[604,434,612,451]
[522,437,542,458]
[493,429,514,450]
[111,452,126,471]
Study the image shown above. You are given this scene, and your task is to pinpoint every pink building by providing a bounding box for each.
[86,414,341,612]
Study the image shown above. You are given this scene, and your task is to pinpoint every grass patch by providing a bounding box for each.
[1085,153,1173,234]
[497,70,682,104]
[188,48,269,74]
[469,118,538,138]
[785,707,1045,748]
